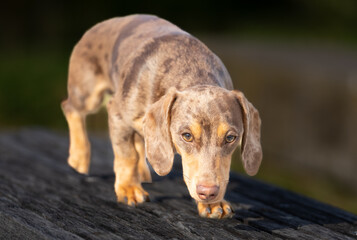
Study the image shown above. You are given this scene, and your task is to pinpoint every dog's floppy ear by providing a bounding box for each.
[143,88,177,176]
[232,90,262,176]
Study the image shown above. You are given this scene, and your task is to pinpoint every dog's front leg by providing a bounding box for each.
[108,101,149,206]
[134,133,152,183]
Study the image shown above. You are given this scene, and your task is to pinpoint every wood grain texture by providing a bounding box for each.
[0,129,356,239]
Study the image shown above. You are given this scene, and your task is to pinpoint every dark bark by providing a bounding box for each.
[0,129,356,239]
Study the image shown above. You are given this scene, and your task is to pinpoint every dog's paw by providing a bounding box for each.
[197,200,234,219]
[115,184,150,206]
[68,152,90,174]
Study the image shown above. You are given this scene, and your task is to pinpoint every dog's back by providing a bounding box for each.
[67,14,233,112]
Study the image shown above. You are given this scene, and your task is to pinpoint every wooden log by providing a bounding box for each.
[0,129,356,239]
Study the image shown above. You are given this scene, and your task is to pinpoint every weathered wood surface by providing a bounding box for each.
[0,129,356,240]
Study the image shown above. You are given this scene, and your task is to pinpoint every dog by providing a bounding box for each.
[61,14,262,219]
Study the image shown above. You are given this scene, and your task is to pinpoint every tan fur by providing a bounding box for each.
[217,122,230,139]
[134,134,152,183]
[197,200,233,218]
[62,14,262,219]
[190,121,202,140]
[61,105,90,174]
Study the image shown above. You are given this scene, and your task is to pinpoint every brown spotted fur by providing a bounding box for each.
[62,14,262,219]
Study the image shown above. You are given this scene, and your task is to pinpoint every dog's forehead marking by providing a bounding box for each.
[217,123,229,138]
[190,121,202,140]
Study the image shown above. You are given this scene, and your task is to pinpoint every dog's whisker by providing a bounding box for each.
[183,174,191,182]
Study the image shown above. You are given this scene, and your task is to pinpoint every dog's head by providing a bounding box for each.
[143,86,262,203]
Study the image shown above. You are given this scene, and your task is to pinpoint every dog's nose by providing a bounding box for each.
[196,185,219,201]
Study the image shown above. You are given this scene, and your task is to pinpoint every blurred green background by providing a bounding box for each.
[1,1,356,213]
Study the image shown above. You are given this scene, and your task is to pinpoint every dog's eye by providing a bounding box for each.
[226,135,236,143]
[182,133,193,142]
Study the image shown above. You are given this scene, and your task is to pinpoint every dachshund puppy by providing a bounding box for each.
[62,14,262,219]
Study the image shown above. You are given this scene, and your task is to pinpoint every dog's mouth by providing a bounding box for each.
[195,197,223,204]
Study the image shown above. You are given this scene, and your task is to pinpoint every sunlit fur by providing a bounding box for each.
[62,14,262,219]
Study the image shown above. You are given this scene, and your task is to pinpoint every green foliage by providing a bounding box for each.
[0,50,69,129]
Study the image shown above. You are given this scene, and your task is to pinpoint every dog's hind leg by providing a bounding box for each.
[61,101,90,174]
[61,55,112,174]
